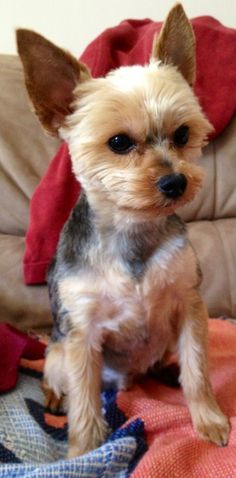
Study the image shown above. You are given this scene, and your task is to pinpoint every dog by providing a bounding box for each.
[17,3,230,458]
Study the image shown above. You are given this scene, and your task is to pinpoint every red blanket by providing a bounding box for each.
[23,17,236,284]
[0,323,45,392]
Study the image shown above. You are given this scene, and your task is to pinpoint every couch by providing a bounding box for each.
[0,53,235,334]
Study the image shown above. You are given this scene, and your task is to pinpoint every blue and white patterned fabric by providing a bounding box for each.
[0,370,147,477]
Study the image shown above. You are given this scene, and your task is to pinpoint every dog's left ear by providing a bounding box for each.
[16,29,91,135]
[152,3,196,85]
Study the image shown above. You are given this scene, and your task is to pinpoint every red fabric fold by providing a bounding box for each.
[23,17,236,284]
[0,324,45,392]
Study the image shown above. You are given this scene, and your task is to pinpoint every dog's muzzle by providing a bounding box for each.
[157,173,187,199]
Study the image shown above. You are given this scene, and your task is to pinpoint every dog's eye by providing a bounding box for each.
[108,134,136,154]
[173,125,189,147]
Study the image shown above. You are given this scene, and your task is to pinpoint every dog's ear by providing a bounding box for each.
[16,29,90,135]
[151,3,196,85]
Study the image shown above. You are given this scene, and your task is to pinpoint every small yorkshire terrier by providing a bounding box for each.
[17,4,230,457]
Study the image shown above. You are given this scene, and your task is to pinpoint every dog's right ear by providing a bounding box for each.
[151,4,196,86]
[16,30,90,135]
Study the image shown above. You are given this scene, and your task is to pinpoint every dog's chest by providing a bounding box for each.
[100,237,188,343]
[58,207,197,368]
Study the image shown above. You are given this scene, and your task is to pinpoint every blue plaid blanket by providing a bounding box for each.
[0,368,147,477]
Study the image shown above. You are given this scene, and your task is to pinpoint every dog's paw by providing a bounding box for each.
[42,381,64,414]
[194,410,230,446]
[67,417,108,458]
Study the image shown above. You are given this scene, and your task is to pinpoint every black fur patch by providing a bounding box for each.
[47,193,96,340]
[117,214,186,279]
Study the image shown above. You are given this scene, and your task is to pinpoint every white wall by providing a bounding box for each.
[0,0,235,56]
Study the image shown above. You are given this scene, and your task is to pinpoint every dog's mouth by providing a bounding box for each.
[120,198,183,218]
[159,186,199,212]
[119,185,197,218]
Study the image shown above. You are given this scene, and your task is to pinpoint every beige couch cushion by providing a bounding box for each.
[183,116,236,318]
[189,218,236,318]
[0,55,60,236]
[0,235,51,332]
[0,54,59,331]
[179,116,236,222]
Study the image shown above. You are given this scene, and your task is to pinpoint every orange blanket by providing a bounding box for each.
[118,319,236,477]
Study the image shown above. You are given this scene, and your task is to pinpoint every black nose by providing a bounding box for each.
[158,173,187,199]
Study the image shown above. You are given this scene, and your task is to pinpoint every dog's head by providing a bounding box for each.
[17,4,212,220]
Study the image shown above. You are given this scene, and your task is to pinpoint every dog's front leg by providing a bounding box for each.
[178,290,230,446]
[64,329,107,458]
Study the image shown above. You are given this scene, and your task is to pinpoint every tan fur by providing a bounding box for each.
[178,293,230,445]
[17,3,230,457]
[64,331,107,457]
[44,342,66,399]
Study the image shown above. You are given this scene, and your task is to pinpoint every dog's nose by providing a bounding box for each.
[157,173,187,199]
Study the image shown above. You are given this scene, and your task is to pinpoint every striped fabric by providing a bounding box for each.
[0,364,146,477]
